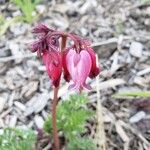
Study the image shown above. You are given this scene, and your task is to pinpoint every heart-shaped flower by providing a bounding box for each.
[66,49,92,91]
[87,48,100,78]
[43,51,62,87]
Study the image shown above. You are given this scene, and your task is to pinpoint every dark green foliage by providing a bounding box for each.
[0,128,36,150]
[44,94,95,150]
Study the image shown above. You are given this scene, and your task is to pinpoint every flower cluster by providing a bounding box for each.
[30,24,100,91]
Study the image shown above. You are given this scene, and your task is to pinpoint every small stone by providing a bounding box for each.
[34,115,44,129]
[10,23,29,35]
[144,19,150,27]
[12,10,22,17]
[53,4,69,14]
[36,5,46,14]
[129,111,146,123]
[129,42,143,58]
[7,41,23,63]
[53,17,69,29]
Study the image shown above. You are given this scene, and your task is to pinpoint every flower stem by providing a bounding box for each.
[52,36,67,150]
[52,87,60,150]
[61,35,67,51]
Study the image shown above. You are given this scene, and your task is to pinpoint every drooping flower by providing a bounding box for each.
[43,50,62,87]
[29,24,100,90]
[66,49,92,91]
[87,48,100,78]
[62,49,71,82]
[30,24,62,87]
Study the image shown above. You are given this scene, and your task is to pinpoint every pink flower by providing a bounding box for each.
[87,48,100,78]
[43,51,62,87]
[30,24,100,90]
[66,49,92,91]
[62,50,70,82]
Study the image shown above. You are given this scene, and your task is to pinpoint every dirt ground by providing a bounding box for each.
[0,0,150,149]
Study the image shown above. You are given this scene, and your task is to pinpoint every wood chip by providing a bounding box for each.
[0,118,4,128]
[21,81,38,99]
[9,115,17,128]
[137,68,150,76]
[129,111,146,123]
[116,121,130,143]
[8,91,15,107]
[33,93,49,113]
[133,76,149,87]
[0,108,12,118]
[92,78,126,90]
[0,97,6,113]
[14,101,26,111]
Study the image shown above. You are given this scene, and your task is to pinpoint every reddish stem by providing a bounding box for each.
[52,36,67,150]
[52,87,60,150]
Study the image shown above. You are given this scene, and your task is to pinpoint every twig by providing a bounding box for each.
[95,54,106,150]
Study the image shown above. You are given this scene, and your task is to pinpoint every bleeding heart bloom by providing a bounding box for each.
[66,49,92,91]
[43,51,62,87]
[30,24,100,90]
[62,49,71,82]
[87,48,100,78]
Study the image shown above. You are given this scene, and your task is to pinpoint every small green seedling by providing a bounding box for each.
[44,94,95,150]
[0,128,36,150]
[113,91,150,98]
[0,15,20,36]
[11,0,41,23]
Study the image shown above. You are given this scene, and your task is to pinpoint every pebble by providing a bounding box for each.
[53,17,69,29]
[36,5,46,14]
[34,115,44,129]
[10,23,29,35]
[129,111,146,123]
[129,41,143,58]
[7,41,23,63]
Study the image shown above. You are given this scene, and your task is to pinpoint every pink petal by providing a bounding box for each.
[66,49,92,91]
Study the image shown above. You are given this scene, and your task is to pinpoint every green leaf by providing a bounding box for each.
[44,94,95,149]
[11,0,41,23]
[113,91,150,98]
[66,138,95,150]
[0,16,21,36]
[0,128,36,150]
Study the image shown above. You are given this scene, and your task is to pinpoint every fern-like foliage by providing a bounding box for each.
[11,0,41,23]
[0,128,36,150]
[66,138,95,150]
[44,94,95,150]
